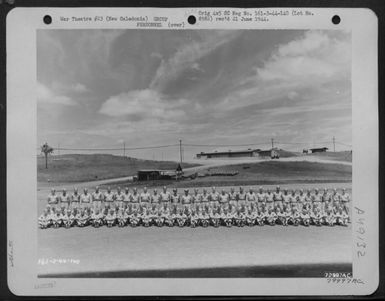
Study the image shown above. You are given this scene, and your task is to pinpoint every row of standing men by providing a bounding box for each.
[45,185,351,214]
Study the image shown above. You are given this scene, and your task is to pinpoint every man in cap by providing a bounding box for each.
[273,186,283,211]
[209,186,219,208]
[122,187,131,210]
[170,188,180,212]
[140,187,151,210]
[312,188,322,211]
[256,187,266,211]
[115,186,124,210]
[340,188,351,222]
[200,188,210,211]
[229,187,237,208]
[160,186,171,207]
[331,188,341,209]
[219,189,230,210]
[130,187,140,212]
[237,187,247,209]
[59,188,71,210]
[265,189,274,211]
[321,188,331,212]
[181,189,192,211]
[104,186,115,211]
[92,186,103,212]
[246,188,257,208]
[70,188,81,209]
[47,188,59,210]
[192,188,201,205]
[151,188,161,210]
[282,189,291,211]
[80,188,92,210]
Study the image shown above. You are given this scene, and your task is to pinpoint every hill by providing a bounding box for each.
[37,154,200,183]
[306,151,352,162]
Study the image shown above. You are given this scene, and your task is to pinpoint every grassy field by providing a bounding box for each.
[37,154,199,183]
[103,161,352,189]
[306,151,352,162]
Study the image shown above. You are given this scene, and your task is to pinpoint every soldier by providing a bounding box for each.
[160,186,171,206]
[209,187,219,208]
[92,186,103,211]
[104,186,115,211]
[313,188,322,211]
[115,187,124,210]
[246,188,257,208]
[273,186,283,211]
[170,188,180,212]
[237,187,247,209]
[140,187,151,210]
[282,189,291,211]
[200,188,210,211]
[105,209,116,227]
[151,188,161,210]
[130,188,140,212]
[322,188,331,212]
[122,187,131,210]
[80,188,92,210]
[71,188,81,209]
[91,208,104,228]
[297,189,306,211]
[47,188,59,209]
[331,188,341,209]
[192,188,201,205]
[229,187,237,208]
[265,189,274,211]
[62,209,73,229]
[38,209,51,229]
[340,188,351,222]
[304,189,313,211]
[219,189,229,210]
[289,190,298,210]
[256,187,266,211]
[116,207,126,227]
[59,188,71,210]
[181,189,192,211]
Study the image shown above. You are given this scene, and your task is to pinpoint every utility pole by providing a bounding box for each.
[123,141,126,157]
[179,139,182,164]
[271,138,274,149]
[333,136,335,152]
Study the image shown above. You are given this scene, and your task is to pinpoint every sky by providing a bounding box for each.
[37,29,352,161]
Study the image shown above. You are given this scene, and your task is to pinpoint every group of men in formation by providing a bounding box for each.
[38,185,351,229]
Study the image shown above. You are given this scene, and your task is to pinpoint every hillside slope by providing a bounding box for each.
[38,154,199,183]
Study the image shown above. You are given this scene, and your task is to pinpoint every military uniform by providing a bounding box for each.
[71,192,81,209]
[92,190,104,211]
[80,192,92,210]
[104,191,115,210]
[60,193,71,210]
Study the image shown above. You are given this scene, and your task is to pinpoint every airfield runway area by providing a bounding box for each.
[38,222,352,278]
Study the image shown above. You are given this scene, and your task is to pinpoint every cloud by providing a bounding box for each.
[99,89,186,120]
[255,31,351,83]
[149,31,238,91]
[37,82,77,106]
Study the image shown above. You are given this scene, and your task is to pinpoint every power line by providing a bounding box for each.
[56,144,179,151]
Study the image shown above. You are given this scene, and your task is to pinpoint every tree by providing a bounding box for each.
[41,142,54,169]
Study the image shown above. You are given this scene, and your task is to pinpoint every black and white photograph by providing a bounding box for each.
[6,7,378,296]
[36,28,353,278]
